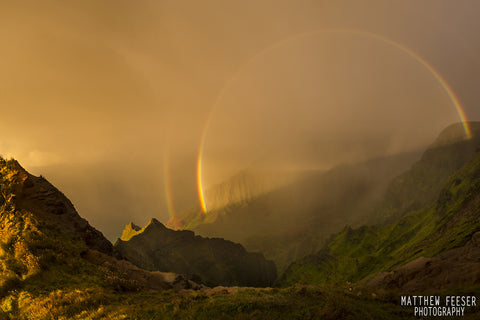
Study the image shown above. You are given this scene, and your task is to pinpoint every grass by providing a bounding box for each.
[1,272,427,320]
[6,285,415,320]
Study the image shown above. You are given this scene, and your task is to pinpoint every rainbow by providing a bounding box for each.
[196,29,472,214]
[163,143,177,220]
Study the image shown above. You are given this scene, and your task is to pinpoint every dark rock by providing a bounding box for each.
[114,219,277,287]
[364,231,480,292]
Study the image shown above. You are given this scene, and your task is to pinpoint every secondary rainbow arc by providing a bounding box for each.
[163,144,177,220]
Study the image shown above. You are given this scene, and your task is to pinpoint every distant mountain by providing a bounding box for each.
[278,123,480,290]
[114,219,277,287]
[171,150,422,272]
[203,169,296,212]
[171,122,480,274]
[166,168,297,231]
[372,122,480,222]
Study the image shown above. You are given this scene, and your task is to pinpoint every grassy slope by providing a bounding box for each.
[102,286,414,320]
[278,150,480,287]
[4,285,419,320]
[0,158,112,318]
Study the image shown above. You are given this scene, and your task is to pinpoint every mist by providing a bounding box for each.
[1,0,480,240]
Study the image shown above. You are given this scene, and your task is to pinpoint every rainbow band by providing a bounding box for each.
[163,143,177,219]
[196,29,472,214]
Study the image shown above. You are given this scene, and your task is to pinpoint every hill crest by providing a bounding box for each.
[115,219,277,287]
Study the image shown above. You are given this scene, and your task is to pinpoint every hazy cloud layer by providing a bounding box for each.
[1,0,480,240]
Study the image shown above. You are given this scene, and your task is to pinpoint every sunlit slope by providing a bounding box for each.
[0,158,176,319]
[278,146,480,288]
[0,158,111,317]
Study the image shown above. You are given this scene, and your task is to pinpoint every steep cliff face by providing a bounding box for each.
[114,219,277,287]
[1,158,113,255]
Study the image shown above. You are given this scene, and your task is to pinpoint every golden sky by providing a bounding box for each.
[1,0,480,240]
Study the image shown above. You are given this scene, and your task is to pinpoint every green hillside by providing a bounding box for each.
[278,147,480,287]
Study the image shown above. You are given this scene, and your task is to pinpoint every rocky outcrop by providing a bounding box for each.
[364,231,480,292]
[114,219,277,287]
[120,222,142,241]
[3,159,113,255]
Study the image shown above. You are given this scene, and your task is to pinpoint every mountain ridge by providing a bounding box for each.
[172,150,422,272]
[0,158,113,255]
[371,121,480,223]
[114,219,277,287]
